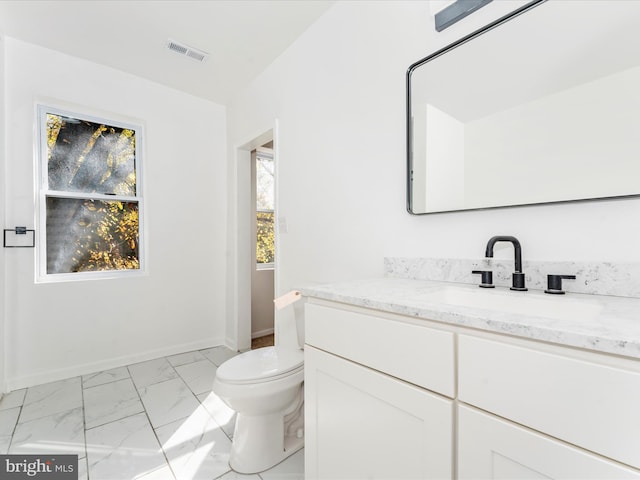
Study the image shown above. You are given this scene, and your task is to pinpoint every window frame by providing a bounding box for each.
[35,104,146,283]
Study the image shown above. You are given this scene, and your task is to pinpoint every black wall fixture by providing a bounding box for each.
[4,227,35,248]
[435,0,493,31]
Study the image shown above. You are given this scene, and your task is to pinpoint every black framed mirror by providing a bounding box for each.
[407,0,640,214]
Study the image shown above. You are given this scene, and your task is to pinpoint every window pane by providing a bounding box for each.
[46,197,139,274]
[256,211,275,264]
[256,156,274,210]
[47,113,137,196]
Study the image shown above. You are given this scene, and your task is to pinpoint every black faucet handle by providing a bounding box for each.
[545,274,576,295]
[472,270,495,288]
[510,272,528,291]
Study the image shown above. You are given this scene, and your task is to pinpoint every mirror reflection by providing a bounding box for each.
[408,0,640,214]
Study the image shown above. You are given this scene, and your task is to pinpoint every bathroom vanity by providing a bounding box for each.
[302,279,640,479]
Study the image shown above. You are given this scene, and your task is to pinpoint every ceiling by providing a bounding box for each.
[0,0,335,105]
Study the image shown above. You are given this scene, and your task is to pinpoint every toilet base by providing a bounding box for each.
[229,393,304,474]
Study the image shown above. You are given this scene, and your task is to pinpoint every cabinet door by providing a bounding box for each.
[458,405,640,479]
[305,346,453,480]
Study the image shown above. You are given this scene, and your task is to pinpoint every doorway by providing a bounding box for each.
[251,144,275,349]
[228,124,278,353]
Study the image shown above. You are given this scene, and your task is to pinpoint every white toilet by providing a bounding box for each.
[212,329,304,473]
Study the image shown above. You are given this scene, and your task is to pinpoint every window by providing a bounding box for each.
[256,148,274,269]
[37,105,144,281]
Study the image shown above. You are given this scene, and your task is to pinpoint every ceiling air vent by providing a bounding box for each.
[167,39,208,62]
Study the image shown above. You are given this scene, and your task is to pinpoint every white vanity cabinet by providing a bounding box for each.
[304,302,455,479]
[458,334,640,479]
[304,296,640,479]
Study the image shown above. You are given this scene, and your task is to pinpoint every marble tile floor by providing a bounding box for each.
[0,345,304,480]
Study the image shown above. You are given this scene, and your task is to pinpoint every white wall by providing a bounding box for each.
[4,38,228,390]
[226,0,640,333]
[0,35,6,393]
[465,65,640,207]
[252,269,274,338]
[425,104,465,211]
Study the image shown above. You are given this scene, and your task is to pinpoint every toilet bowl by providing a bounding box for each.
[212,346,304,474]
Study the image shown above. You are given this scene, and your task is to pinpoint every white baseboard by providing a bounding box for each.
[7,335,226,391]
[251,328,274,339]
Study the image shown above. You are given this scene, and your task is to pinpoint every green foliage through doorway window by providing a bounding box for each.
[256,150,274,267]
[256,211,274,264]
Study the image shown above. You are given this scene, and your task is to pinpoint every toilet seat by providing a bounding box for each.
[216,346,303,385]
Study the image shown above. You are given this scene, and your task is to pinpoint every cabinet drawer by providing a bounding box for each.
[458,405,640,479]
[305,303,455,397]
[459,335,640,469]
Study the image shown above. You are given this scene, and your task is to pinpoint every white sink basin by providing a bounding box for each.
[421,286,602,322]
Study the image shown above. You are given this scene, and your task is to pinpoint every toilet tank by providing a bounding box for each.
[275,300,304,349]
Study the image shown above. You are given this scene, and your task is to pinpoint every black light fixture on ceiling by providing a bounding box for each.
[434,0,493,32]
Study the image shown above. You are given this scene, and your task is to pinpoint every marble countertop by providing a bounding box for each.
[300,278,640,360]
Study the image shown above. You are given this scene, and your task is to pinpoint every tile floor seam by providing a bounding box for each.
[136,378,200,430]
[130,360,181,390]
[148,353,236,479]
[0,389,26,412]
[193,348,237,445]
[169,362,195,394]
[174,358,218,398]
[218,416,234,444]
[5,404,22,453]
[128,360,179,480]
[79,375,88,462]
[83,409,146,432]
[82,377,125,390]
[193,392,235,444]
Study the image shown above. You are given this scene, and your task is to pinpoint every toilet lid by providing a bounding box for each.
[216,346,303,384]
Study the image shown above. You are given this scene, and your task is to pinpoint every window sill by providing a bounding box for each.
[36,269,147,284]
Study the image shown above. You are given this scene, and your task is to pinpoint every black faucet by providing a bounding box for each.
[485,235,528,291]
